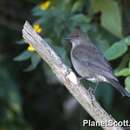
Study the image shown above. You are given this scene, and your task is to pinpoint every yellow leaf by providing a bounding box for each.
[27,44,35,52]
[40,1,51,10]
[33,24,42,33]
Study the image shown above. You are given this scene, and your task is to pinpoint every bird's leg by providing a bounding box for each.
[88,81,99,102]
[93,81,99,94]
[78,76,96,102]
[88,87,94,94]
[88,80,99,95]
[78,76,94,91]
[88,87,96,102]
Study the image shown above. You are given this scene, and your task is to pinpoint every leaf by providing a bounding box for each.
[32,6,47,16]
[104,41,128,60]
[24,54,41,71]
[123,36,130,46]
[71,0,83,12]
[125,77,130,92]
[115,68,130,77]
[14,51,33,61]
[115,53,130,72]
[91,0,122,38]
[70,14,91,32]
[70,14,91,24]
[128,60,130,68]
[55,46,71,66]
[16,39,25,44]
[93,32,111,53]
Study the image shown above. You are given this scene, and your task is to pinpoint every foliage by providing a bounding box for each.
[90,0,122,38]
[17,0,130,92]
[1,0,130,130]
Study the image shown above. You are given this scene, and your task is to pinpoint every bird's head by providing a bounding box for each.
[65,27,89,47]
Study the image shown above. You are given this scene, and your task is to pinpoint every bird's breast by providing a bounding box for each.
[71,50,90,77]
[70,48,108,83]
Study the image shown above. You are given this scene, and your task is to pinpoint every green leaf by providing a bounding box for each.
[125,77,130,92]
[115,53,130,72]
[55,46,71,66]
[91,0,122,38]
[123,36,130,46]
[16,39,25,45]
[70,14,91,24]
[115,68,130,77]
[32,6,47,17]
[71,0,83,12]
[24,54,41,71]
[70,14,91,32]
[14,51,33,61]
[128,60,130,68]
[104,41,128,60]
[93,32,111,53]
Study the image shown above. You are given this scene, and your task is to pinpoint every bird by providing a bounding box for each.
[67,28,130,97]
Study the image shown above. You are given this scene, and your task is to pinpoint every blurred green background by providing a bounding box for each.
[1,0,130,130]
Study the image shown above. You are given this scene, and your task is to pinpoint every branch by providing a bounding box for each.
[22,21,123,130]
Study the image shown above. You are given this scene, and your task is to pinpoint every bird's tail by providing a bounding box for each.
[107,78,130,97]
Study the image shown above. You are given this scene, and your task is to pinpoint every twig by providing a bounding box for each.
[22,21,123,130]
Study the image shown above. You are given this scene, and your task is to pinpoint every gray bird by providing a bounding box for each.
[68,28,130,97]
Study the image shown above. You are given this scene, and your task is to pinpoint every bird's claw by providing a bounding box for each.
[88,87,96,102]
[88,87,94,94]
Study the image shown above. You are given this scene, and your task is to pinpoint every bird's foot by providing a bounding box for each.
[88,87,96,102]
[88,87,94,93]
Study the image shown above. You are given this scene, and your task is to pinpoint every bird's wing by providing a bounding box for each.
[72,44,117,80]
